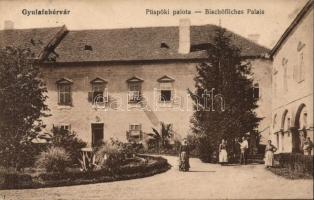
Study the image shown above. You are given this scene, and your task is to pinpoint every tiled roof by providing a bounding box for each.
[53,25,269,63]
[0,27,64,59]
[0,24,270,63]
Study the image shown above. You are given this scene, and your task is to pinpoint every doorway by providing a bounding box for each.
[92,123,104,147]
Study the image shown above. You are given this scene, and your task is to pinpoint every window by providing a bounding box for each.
[253,83,259,99]
[127,77,143,103]
[127,124,142,143]
[273,114,277,129]
[157,75,175,103]
[161,89,172,101]
[296,52,305,82]
[53,124,71,131]
[60,124,71,131]
[128,82,141,102]
[89,78,108,104]
[130,124,141,131]
[56,78,73,106]
[295,41,305,82]
[282,58,288,93]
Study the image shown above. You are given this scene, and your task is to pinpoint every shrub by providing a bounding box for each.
[275,153,313,175]
[35,147,70,173]
[94,138,127,171]
[0,171,33,189]
[49,127,87,165]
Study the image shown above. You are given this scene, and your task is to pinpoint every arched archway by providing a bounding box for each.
[281,109,288,130]
[279,110,289,152]
[294,103,307,152]
[273,114,279,149]
[295,103,306,129]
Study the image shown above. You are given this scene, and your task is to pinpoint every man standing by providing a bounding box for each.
[303,137,313,155]
[238,136,249,165]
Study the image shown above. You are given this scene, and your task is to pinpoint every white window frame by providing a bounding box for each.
[90,78,108,104]
[128,124,142,137]
[157,76,175,104]
[127,81,142,103]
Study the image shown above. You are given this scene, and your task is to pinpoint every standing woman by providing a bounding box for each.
[179,138,190,171]
[219,139,228,165]
[264,140,277,168]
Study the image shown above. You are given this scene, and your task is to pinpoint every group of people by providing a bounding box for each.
[219,136,249,165]
[178,136,314,171]
[178,136,252,172]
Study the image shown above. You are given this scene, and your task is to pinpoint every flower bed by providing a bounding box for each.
[0,155,171,190]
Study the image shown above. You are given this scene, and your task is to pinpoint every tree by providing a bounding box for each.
[0,47,49,170]
[189,28,261,162]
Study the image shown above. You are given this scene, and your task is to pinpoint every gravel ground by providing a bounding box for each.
[0,155,313,200]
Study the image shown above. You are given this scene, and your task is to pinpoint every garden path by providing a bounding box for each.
[0,155,313,199]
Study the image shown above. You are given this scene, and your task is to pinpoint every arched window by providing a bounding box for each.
[282,58,288,93]
[273,114,277,129]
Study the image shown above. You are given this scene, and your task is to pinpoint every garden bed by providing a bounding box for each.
[267,153,313,179]
[0,155,171,190]
[267,166,313,180]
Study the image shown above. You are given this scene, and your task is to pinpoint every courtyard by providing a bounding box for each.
[0,155,313,200]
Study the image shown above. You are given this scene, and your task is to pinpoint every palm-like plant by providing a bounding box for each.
[148,122,173,152]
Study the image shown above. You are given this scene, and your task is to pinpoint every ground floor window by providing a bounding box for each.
[127,124,142,142]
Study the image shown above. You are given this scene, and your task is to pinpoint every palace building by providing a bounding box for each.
[269,0,313,154]
[0,19,271,147]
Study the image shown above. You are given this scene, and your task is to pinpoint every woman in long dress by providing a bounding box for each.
[179,139,190,171]
[219,139,228,165]
[264,140,277,168]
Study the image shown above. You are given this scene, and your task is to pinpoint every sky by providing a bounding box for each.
[0,0,308,48]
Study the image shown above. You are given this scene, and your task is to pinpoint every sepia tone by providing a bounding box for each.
[0,0,313,199]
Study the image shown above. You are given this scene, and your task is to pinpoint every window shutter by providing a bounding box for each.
[88,91,93,102]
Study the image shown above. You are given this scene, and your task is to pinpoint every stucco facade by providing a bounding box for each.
[0,20,272,147]
[270,6,313,153]
[41,62,197,145]
[41,58,271,146]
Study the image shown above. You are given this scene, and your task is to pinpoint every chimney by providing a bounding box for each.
[4,20,14,30]
[248,34,260,44]
[178,19,190,54]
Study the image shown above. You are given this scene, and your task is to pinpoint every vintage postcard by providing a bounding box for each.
[0,0,313,199]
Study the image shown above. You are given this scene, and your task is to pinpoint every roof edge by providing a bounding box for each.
[40,55,268,66]
[270,0,313,58]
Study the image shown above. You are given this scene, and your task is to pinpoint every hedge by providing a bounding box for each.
[274,153,313,175]
[0,155,171,190]
[0,173,33,189]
